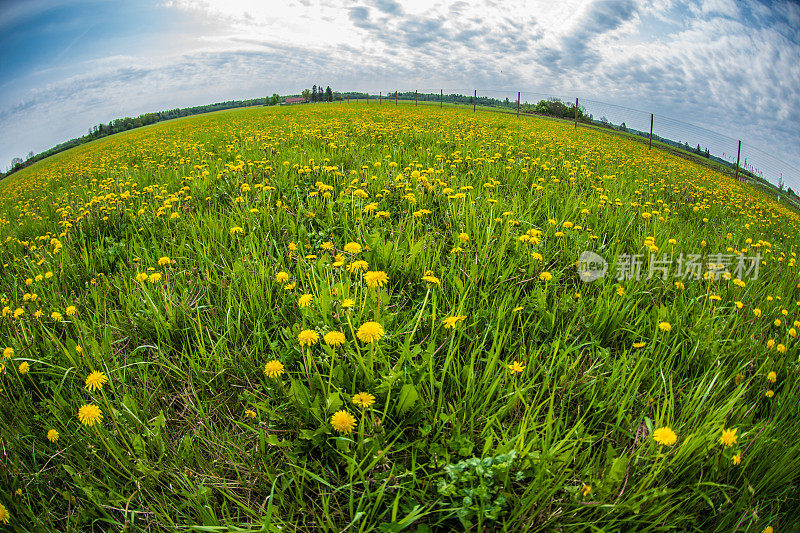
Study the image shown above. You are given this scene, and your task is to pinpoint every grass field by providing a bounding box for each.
[1,102,799,531]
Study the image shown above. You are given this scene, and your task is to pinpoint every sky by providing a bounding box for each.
[1,0,799,188]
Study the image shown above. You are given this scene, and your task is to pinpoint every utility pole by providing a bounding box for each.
[379,91,382,104]
[574,98,578,128]
[517,92,520,117]
[473,90,476,112]
[440,89,443,108]
[649,114,654,149]
[415,90,418,106]
[734,140,742,181]
[395,91,398,105]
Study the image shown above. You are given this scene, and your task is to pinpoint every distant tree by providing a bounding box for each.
[325,86,333,102]
[301,89,311,101]
[619,122,627,132]
[269,93,280,105]
[312,85,317,102]
[26,151,34,160]
[11,157,23,168]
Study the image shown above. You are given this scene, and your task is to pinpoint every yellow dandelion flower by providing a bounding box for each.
[51,311,63,322]
[581,484,592,497]
[364,270,389,289]
[18,361,29,374]
[506,361,525,373]
[298,294,314,308]
[3,347,13,360]
[719,428,738,447]
[245,409,257,418]
[766,390,774,398]
[539,271,553,282]
[230,226,244,235]
[85,371,108,392]
[347,260,369,273]
[653,426,677,446]
[47,429,59,443]
[275,271,289,283]
[330,410,357,434]
[147,273,162,284]
[357,321,384,343]
[264,360,285,378]
[633,341,647,348]
[352,392,376,408]
[78,404,103,427]
[324,331,346,347]
[135,272,148,282]
[732,453,741,465]
[0,502,8,524]
[458,233,469,243]
[66,305,77,316]
[767,371,777,383]
[344,242,362,254]
[298,329,319,346]
[443,315,467,329]
[158,256,171,266]
[341,298,355,308]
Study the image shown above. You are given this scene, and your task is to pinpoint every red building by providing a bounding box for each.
[283,97,308,105]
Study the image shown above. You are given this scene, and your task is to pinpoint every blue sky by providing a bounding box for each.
[1,0,799,188]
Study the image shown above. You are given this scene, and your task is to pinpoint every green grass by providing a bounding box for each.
[0,102,799,532]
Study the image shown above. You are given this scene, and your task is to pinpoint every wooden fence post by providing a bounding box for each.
[649,114,653,149]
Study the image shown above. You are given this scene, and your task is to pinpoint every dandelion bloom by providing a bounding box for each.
[78,404,103,427]
[767,371,777,383]
[539,271,553,282]
[343,242,362,254]
[581,484,592,497]
[422,271,441,285]
[443,315,467,329]
[753,308,762,317]
[0,502,8,524]
[341,298,355,309]
[18,362,29,374]
[46,429,59,443]
[364,270,389,289]
[298,294,314,308]
[357,322,385,343]
[51,312,63,322]
[158,256,171,266]
[719,428,738,447]
[653,426,677,446]
[13,308,23,318]
[148,273,162,284]
[347,260,369,274]
[298,329,319,346]
[85,371,108,392]
[458,233,469,243]
[275,271,289,283]
[66,305,77,316]
[330,410,357,434]
[3,347,12,359]
[766,390,774,398]
[766,339,775,349]
[135,272,148,282]
[506,361,525,373]
[76,345,83,354]
[245,409,257,419]
[513,306,524,312]
[633,341,647,348]
[732,453,741,465]
[352,392,376,408]
[658,321,672,332]
[735,373,744,385]
[264,360,285,378]
[324,331,346,347]
[230,226,244,235]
